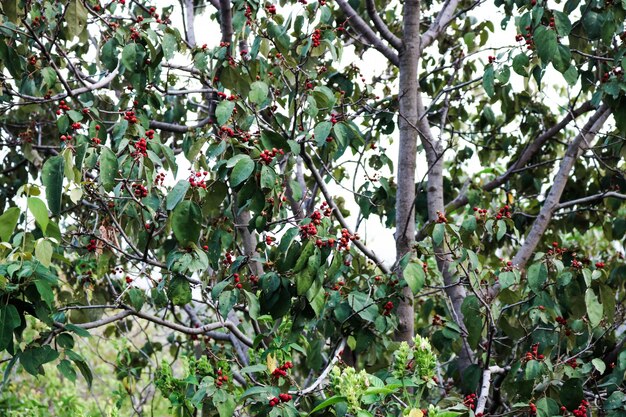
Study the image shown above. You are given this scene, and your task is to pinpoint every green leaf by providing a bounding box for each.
[0,207,20,242]
[72,358,93,387]
[57,359,77,382]
[553,11,572,36]
[162,32,177,60]
[121,43,138,72]
[552,44,571,73]
[296,249,320,296]
[535,397,559,417]
[41,67,57,89]
[560,379,583,410]
[462,295,482,349]
[100,39,118,72]
[403,262,425,295]
[171,201,201,245]
[534,26,558,64]
[28,197,49,233]
[585,289,603,327]
[65,0,88,40]
[314,121,333,146]
[166,180,190,210]
[219,290,238,317]
[20,345,59,376]
[128,288,145,311]
[483,65,495,97]
[496,219,507,241]
[168,276,192,306]
[249,81,269,104]
[308,395,347,414]
[591,358,606,374]
[0,304,20,351]
[99,147,118,192]
[42,155,65,215]
[432,223,445,246]
[527,262,547,293]
[35,239,53,268]
[230,155,255,187]
[260,165,277,189]
[35,279,54,307]
[563,66,579,85]
[582,11,603,39]
[216,100,236,126]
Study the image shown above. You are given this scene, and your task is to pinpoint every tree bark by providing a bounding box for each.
[394,0,420,343]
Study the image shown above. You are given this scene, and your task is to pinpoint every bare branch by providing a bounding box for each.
[149,115,213,133]
[555,191,626,210]
[510,104,611,270]
[334,0,400,66]
[365,0,402,50]
[290,338,346,396]
[475,365,507,414]
[419,0,461,53]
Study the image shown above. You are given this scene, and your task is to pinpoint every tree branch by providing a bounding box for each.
[334,0,400,66]
[475,365,507,414]
[555,191,626,210]
[365,0,402,50]
[419,0,461,53]
[510,104,611,270]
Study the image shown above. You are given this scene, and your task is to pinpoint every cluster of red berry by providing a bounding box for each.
[91,136,101,145]
[265,235,275,246]
[265,3,277,14]
[570,399,590,416]
[556,316,573,336]
[523,343,545,362]
[132,183,148,198]
[220,126,235,137]
[69,121,81,130]
[382,301,394,316]
[312,29,322,47]
[269,393,293,407]
[188,171,210,188]
[125,276,133,284]
[464,393,477,410]
[595,261,605,269]
[338,228,358,251]
[259,148,284,164]
[56,100,71,115]
[250,274,259,285]
[233,273,243,289]
[488,55,496,63]
[129,26,140,40]
[145,129,155,139]
[60,134,74,142]
[329,113,340,124]
[501,260,514,272]
[132,137,148,158]
[86,239,97,252]
[300,223,318,238]
[432,314,443,326]
[529,402,537,415]
[547,241,567,256]
[215,369,229,387]
[331,280,345,291]
[435,211,448,223]
[223,251,234,266]
[271,361,293,378]
[245,5,253,24]
[123,110,138,124]
[566,358,578,369]
[495,205,512,220]
[154,171,166,185]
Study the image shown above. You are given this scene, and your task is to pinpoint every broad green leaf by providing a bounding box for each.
[230,155,255,187]
[0,304,20,351]
[168,276,192,306]
[171,201,201,245]
[216,100,236,126]
[553,11,572,36]
[591,358,606,374]
[121,43,138,72]
[585,289,603,327]
[249,81,269,104]
[65,0,88,40]
[260,165,277,189]
[35,279,54,307]
[314,121,333,146]
[20,345,59,376]
[57,359,77,382]
[496,219,506,241]
[512,53,529,76]
[296,249,320,295]
[42,155,65,215]
[534,26,558,64]
[403,262,425,294]
[0,207,20,242]
[527,262,547,293]
[162,32,177,60]
[100,39,118,72]
[35,239,53,267]
[166,180,190,210]
[462,295,482,349]
[483,65,495,97]
[41,67,57,88]
[27,197,49,233]
[99,147,118,192]
[432,223,445,246]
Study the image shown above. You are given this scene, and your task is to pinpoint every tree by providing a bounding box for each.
[0,0,625,415]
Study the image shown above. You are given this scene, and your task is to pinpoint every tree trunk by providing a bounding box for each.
[394,0,420,343]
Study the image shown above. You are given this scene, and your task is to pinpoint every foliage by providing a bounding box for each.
[0,0,625,415]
